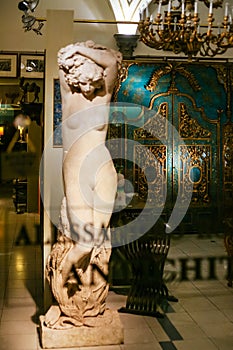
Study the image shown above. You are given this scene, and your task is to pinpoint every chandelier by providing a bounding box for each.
[138,0,233,58]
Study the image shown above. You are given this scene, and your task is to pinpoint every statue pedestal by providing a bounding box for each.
[39,309,124,349]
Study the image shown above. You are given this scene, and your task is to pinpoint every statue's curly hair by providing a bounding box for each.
[57,41,106,89]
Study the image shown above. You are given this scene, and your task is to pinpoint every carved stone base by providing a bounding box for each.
[39,309,124,349]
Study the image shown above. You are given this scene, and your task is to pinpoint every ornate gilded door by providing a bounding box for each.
[111,60,232,234]
[148,91,219,234]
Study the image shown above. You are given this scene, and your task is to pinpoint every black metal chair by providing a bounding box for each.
[118,219,178,317]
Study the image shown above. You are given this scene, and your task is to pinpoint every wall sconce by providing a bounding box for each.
[114,34,139,59]
[18,0,44,35]
[0,125,4,145]
[18,125,26,143]
[14,114,31,144]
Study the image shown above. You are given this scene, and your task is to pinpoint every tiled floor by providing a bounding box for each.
[0,182,233,350]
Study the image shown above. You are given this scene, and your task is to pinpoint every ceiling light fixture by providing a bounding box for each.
[18,0,44,35]
[138,0,233,59]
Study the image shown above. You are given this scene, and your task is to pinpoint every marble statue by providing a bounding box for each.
[44,41,122,330]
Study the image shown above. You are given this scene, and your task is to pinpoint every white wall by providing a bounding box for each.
[0,0,117,52]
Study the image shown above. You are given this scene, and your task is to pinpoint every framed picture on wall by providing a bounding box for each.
[20,54,45,79]
[0,53,18,78]
[53,78,62,147]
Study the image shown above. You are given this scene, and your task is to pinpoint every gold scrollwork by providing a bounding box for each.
[112,61,133,101]
[223,122,233,206]
[134,145,166,206]
[134,103,167,140]
[175,65,201,92]
[146,63,201,93]
[215,65,228,91]
[179,103,211,139]
[108,124,122,140]
[146,64,173,92]
[180,145,211,204]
